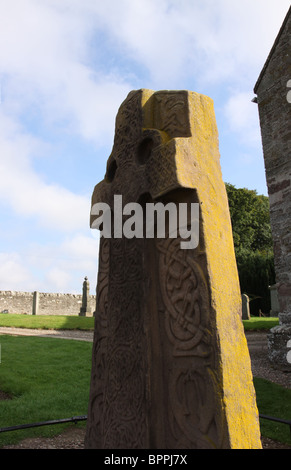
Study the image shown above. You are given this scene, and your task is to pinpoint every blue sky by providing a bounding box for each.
[0,0,290,295]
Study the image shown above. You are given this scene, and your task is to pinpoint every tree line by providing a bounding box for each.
[225,183,275,316]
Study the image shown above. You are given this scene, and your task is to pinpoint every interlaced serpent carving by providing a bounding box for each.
[157,237,210,356]
[156,237,225,448]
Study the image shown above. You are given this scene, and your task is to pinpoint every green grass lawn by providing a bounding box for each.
[0,335,92,447]
[0,313,94,330]
[0,314,289,448]
[254,378,291,446]
[243,316,279,330]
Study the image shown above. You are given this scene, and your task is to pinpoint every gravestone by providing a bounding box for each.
[32,291,39,316]
[79,276,91,316]
[85,89,261,449]
[242,294,250,320]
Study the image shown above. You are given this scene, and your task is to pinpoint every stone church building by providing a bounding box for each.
[254,6,291,370]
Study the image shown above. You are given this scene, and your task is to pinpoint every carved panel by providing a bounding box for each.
[101,237,148,449]
[156,236,225,448]
[157,237,210,356]
[112,91,143,169]
[146,142,178,198]
[85,237,109,448]
[153,91,191,138]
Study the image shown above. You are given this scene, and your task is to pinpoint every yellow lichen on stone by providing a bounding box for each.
[167,91,261,448]
[87,89,262,449]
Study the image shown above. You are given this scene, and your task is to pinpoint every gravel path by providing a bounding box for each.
[0,327,94,342]
[1,327,290,449]
[246,330,291,389]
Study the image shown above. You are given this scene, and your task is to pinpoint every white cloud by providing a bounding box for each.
[0,0,133,237]
[0,232,99,293]
[0,0,289,294]
[1,0,289,151]
[0,253,34,291]
[29,232,99,292]
[86,0,290,87]
[224,91,261,147]
[0,111,90,231]
[0,0,131,143]
[61,233,99,263]
[1,0,289,134]
[45,267,72,293]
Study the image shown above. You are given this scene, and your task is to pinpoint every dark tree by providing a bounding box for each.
[225,183,275,315]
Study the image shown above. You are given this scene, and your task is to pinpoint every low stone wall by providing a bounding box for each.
[0,290,96,316]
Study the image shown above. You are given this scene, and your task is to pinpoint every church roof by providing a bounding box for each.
[254,6,291,94]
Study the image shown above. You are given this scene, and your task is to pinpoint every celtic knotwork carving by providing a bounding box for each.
[108,285,143,342]
[154,91,191,138]
[103,347,147,449]
[103,410,146,449]
[169,367,224,449]
[110,237,143,284]
[157,237,210,356]
[85,237,109,447]
[100,237,148,449]
[105,347,145,421]
[156,235,225,448]
[146,141,178,198]
[112,91,143,168]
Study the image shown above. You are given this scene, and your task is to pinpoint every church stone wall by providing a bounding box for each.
[0,290,96,316]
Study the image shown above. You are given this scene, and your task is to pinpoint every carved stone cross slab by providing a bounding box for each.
[85,89,262,449]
